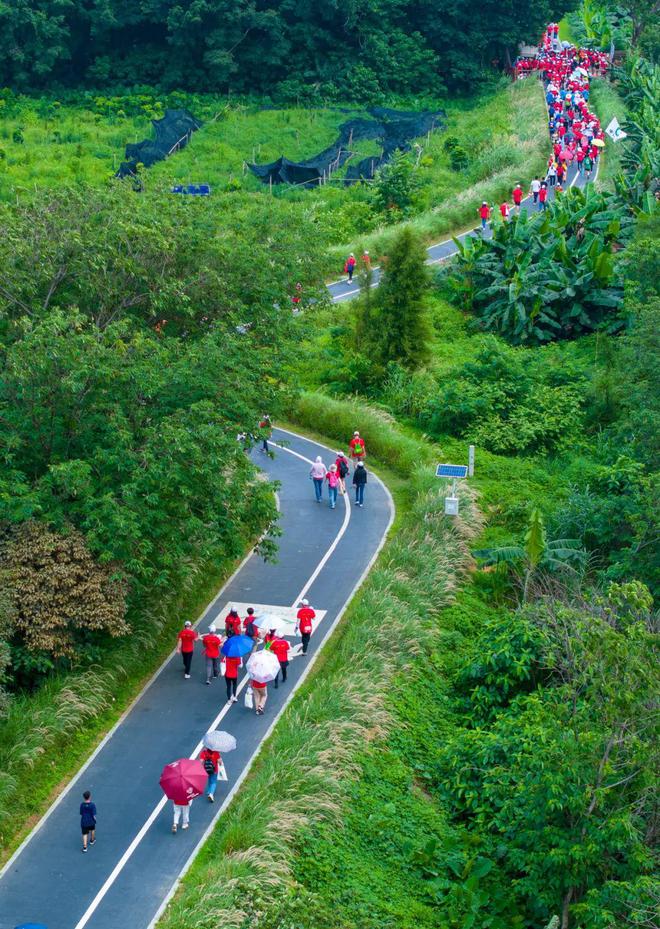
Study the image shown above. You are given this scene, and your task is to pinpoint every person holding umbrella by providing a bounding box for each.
[159,758,207,834]
[176,620,197,680]
[295,599,316,654]
[246,648,280,716]
[202,624,222,685]
[220,632,253,704]
[199,745,221,802]
[352,460,367,507]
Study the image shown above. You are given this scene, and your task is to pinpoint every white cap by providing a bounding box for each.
[301,598,309,606]
[184,621,192,627]
[209,625,216,633]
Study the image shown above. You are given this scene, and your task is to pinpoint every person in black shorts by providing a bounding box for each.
[80,790,97,852]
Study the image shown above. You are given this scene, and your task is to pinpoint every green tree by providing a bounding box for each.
[372,150,420,218]
[474,508,587,601]
[371,228,432,371]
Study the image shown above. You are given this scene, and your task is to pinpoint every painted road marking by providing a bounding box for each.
[217,601,327,639]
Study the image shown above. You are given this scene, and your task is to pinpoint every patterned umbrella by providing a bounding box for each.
[203,730,237,752]
[159,759,207,805]
[246,649,280,683]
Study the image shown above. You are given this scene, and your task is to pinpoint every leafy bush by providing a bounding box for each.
[421,339,588,455]
[447,187,631,345]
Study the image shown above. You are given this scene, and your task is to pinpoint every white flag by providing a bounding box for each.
[605,117,627,143]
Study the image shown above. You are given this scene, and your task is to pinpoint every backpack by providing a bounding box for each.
[203,756,216,775]
[245,619,256,637]
[353,440,363,455]
[338,458,349,477]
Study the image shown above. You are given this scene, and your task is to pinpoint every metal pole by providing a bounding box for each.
[468,445,475,477]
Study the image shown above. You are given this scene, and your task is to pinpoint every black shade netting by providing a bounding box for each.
[116,109,202,178]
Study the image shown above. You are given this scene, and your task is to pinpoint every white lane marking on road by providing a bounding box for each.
[71,433,353,929]
[147,429,396,929]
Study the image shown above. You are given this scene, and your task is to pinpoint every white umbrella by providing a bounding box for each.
[203,730,237,752]
[253,613,285,635]
[246,649,280,683]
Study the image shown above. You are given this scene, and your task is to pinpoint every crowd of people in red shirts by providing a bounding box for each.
[479,23,610,228]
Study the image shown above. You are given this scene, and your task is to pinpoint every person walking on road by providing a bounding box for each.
[530,177,541,204]
[172,798,191,833]
[296,599,316,654]
[349,431,366,462]
[326,463,340,509]
[258,414,272,453]
[335,451,350,494]
[539,183,549,211]
[512,183,523,213]
[243,606,258,639]
[583,153,593,179]
[478,201,491,231]
[310,455,327,502]
[200,747,222,802]
[177,620,198,679]
[353,460,367,507]
[225,608,242,636]
[344,253,357,283]
[202,624,222,685]
[251,678,268,715]
[499,200,510,222]
[80,790,96,853]
[271,636,290,688]
[224,653,241,703]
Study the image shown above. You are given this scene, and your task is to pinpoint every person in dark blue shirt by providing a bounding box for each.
[80,790,97,853]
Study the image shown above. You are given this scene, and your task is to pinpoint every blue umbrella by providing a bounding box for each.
[221,635,253,658]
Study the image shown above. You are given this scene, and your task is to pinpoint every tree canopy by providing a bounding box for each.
[0,0,575,96]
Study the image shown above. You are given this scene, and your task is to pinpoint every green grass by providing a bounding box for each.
[0,80,549,273]
[589,78,628,189]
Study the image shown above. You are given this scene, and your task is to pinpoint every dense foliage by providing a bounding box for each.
[0,186,325,693]
[0,0,574,97]
[448,188,629,344]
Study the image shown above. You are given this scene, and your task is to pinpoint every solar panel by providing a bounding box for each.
[171,184,211,196]
[435,464,468,479]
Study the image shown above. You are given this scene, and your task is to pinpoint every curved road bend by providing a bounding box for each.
[0,428,394,929]
[328,158,589,302]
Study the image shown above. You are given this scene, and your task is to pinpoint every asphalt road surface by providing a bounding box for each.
[0,428,393,929]
[328,159,591,302]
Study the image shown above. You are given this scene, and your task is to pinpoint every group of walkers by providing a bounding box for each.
[309,431,368,508]
[479,23,609,229]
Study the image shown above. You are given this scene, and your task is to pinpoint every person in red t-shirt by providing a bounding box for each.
[270,637,290,688]
[479,201,491,230]
[499,200,510,221]
[202,624,222,685]
[224,655,241,703]
[199,747,221,802]
[251,678,268,715]
[538,183,549,211]
[177,621,198,679]
[225,608,242,637]
[295,599,316,654]
[512,184,523,212]
[349,431,366,461]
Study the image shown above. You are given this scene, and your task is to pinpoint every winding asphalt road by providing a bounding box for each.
[328,155,592,302]
[0,428,393,929]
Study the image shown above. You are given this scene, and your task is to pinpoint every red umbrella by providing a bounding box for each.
[159,758,207,805]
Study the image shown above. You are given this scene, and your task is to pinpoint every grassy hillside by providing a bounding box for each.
[0,79,548,269]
